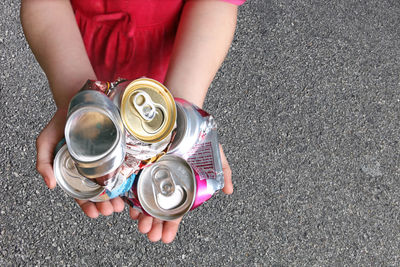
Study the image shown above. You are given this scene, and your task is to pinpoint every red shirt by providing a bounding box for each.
[71,0,245,82]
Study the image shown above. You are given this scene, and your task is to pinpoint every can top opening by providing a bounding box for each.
[137,155,195,220]
[121,78,176,143]
[65,107,119,162]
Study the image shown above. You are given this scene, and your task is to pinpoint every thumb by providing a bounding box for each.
[219,144,233,195]
[36,109,67,189]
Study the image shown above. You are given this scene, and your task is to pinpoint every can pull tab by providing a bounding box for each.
[133,91,157,121]
[152,165,186,210]
[152,165,176,197]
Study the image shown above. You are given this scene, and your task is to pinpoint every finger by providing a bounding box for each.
[161,217,182,244]
[75,199,99,218]
[147,218,163,242]
[129,207,141,220]
[95,200,114,216]
[110,197,125,213]
[138,214,153,234]
[219,145,233,195]
[36,128,59,189]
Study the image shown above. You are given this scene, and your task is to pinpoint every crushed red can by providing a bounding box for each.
[168,98,224,198]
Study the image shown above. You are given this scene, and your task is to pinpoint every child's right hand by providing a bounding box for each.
[36,108,67,189]
[36,109,125,217]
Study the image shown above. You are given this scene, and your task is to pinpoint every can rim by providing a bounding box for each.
[53,145,105,200]
[65,106,121,163]
[121,78,176,143]
[137,155,196,221]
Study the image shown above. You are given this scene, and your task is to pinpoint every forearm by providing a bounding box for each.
[164,0,238,108]
[21,0,96,109]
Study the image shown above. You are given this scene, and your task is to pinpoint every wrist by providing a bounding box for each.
[55,107,68,118]
[50,76,95,110]
[164,80,206,108]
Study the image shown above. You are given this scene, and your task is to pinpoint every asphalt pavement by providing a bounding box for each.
[1,0,400,265]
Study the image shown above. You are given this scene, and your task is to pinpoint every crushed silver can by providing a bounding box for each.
[168,98,225,200]
[124,155,196,221]
[168,98,204,157]
[54,144,137,202]
[65,89,126,185]
[54,144,106,201]
[80,78,177,161]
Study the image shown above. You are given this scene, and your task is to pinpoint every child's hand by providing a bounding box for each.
[128,145,233,243]
[129,209,182,243]
[219,144,233,195]
[36,108,67,189]
[36,109,125,217]
[75,197,125,217]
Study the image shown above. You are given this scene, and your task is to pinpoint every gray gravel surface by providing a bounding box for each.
[1,0,400,265]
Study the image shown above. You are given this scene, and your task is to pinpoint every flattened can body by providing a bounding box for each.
[54,144,106,200]
[167,98,224,208]
[54,144,137,202]
[65,89,126,184]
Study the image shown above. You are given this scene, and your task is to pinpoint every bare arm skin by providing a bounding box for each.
[21,0,96,108]
[164,0,238,108]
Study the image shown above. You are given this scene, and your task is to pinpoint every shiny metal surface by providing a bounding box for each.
[168,98,224,193]
[167,98,203,157]
[65,90,126,179]
[67,107,118,162]
[186,115,224,191]
[120,78,176,143]
[53,144,105,200]
[125,131,171,160]
[108,78,175,160]
[107,80,132,109]
[137,155,196,221]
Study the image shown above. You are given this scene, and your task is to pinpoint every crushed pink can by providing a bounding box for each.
[123,98,225,219]
[168,98,224,207]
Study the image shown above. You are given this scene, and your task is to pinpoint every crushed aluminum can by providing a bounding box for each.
[123,155,196,221]
[110,78,176,160]
[65,89,126,185]
[118,78,176,144]
[167,98,225,208]
[54,144,104,200]
[82,78,177,161]
[54,144,137,201]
